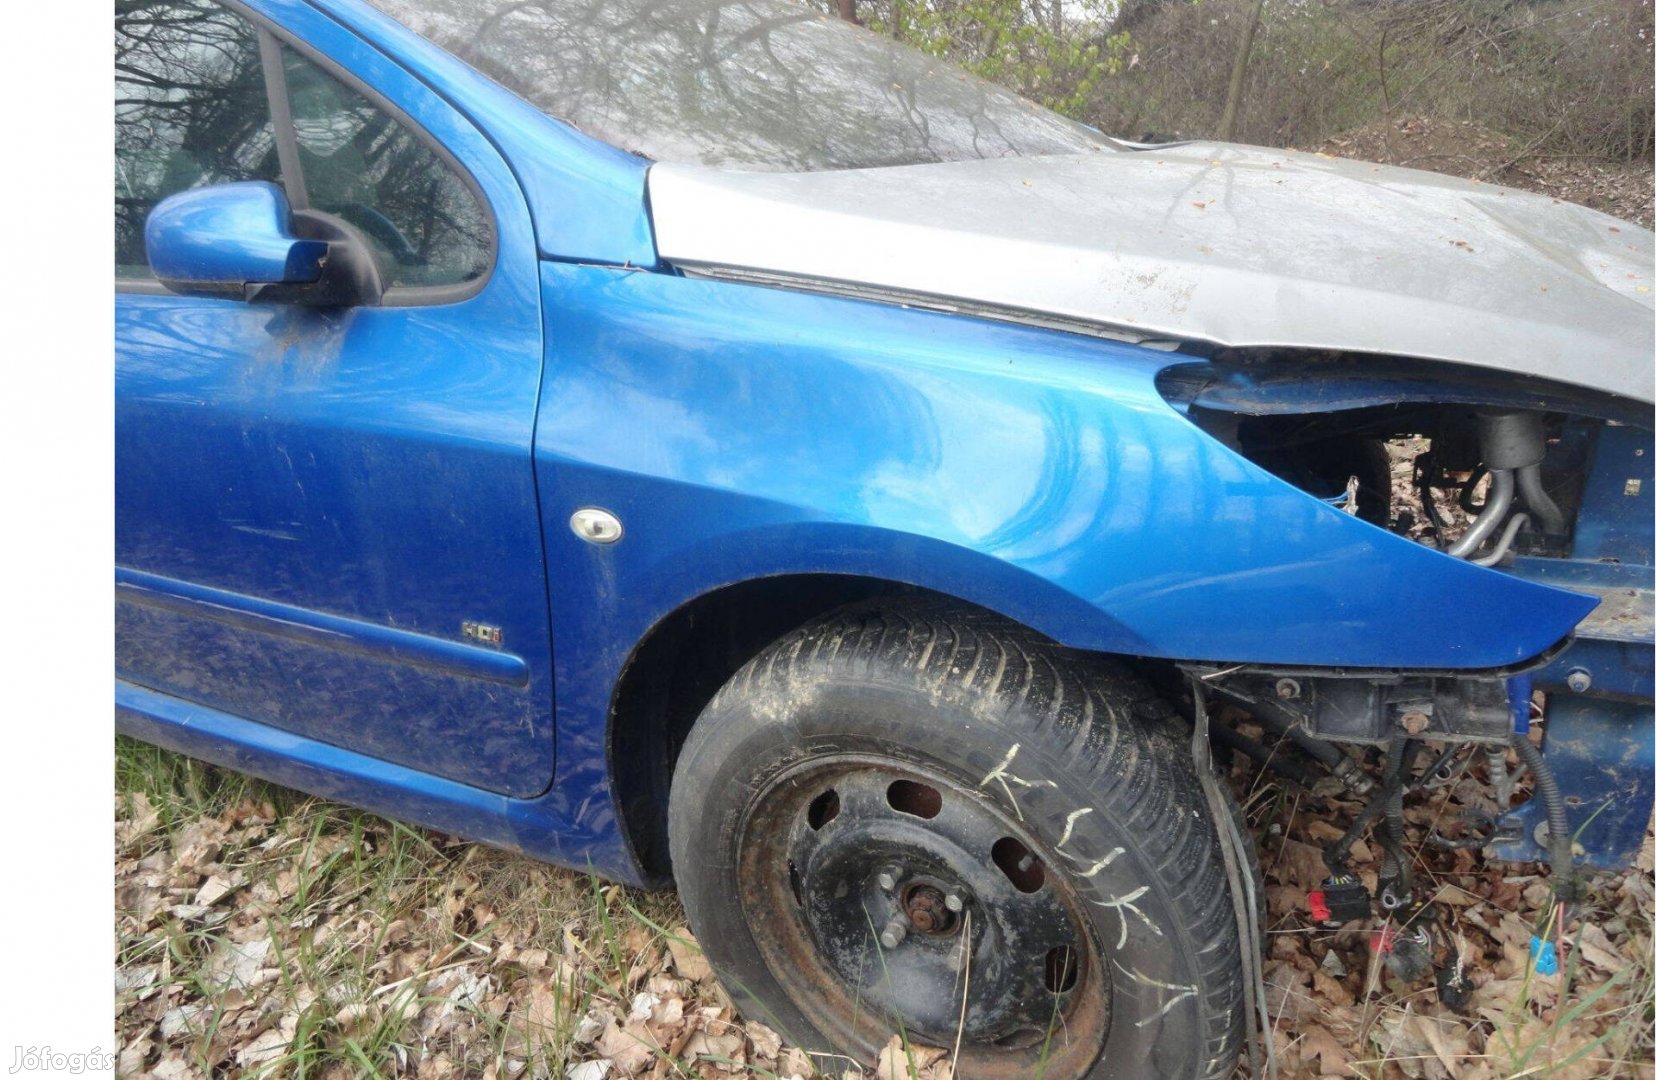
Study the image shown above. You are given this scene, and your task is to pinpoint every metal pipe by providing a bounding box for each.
[1447,468,1514,557]
[1472,512,1529,566]
[1516,465,1566,535]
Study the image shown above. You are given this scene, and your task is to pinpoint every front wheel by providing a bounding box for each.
[668,604,1249,1080]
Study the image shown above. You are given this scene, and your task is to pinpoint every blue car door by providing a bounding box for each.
[114,0,556,797]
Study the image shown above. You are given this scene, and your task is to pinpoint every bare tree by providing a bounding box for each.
[1218,0,1267,141]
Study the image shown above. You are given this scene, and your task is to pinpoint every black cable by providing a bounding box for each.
[1243,695,1350,773]
[1414,742,1464,789]
[1415,450,1449,543]
[1457,464,1489,515]
[1427,808,1500,850]
[1508,731,1586,902]
[1378,741,1423,904]
[1160,677,1339,792]
[1325,737,1410,875]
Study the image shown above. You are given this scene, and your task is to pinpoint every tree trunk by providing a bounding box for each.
[1218,0,1267,142]
[834,0,859,25]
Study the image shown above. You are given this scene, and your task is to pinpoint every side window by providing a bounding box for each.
[280,46,492,289]
[115,0,281,279]
[114,0,491,291]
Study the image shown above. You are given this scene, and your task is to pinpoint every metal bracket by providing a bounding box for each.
[1489,694,1654,871]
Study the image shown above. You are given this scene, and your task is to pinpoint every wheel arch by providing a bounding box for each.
[606,573,1062,883]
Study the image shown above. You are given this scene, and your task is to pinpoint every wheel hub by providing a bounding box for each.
[899,881,958,935]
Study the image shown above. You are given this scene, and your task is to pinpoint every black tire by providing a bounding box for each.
[668,602,1249,1080]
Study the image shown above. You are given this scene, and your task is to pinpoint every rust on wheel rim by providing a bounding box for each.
[737,754,1111,1079]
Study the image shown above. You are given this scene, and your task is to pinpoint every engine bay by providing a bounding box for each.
[1155,353,1653,873]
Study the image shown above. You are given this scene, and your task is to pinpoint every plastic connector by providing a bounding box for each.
[1308,874,1372,927]
[1530,935,1559,976]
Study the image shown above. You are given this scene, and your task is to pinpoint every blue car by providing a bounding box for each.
[115,1,1654,1075]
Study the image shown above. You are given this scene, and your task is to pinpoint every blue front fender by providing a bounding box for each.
[534,261,1592,670]
[526,262,1596,877]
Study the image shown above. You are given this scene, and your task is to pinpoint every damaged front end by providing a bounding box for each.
[1159,353,1653,880]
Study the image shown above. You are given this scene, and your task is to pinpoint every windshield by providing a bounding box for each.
[361,0,1107,171]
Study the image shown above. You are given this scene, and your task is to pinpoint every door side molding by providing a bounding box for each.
[116,567,530,688]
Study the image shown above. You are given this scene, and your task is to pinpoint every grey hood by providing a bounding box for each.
[647,143,1655,404]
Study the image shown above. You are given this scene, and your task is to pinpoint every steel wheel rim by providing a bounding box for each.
[736,752,1111,1079]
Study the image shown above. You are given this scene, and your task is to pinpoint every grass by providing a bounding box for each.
[1479,903,1654,1080]
[115,734,971,1080]
[115,735,1654,1079]
[116,737,706,1078]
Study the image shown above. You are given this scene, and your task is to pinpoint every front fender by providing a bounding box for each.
[535,262,1590,666]
[529,261,1595,877]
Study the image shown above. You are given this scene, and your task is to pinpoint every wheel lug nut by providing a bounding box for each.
[877,868,901,892]
[879,916,908,950]
[944,892,964,913]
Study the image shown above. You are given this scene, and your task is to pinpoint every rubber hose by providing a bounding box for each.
[1508,731,1582,900]
[1416,452,1449,541]
[1236,694,1350,773]
[1211,725,1322,790]
[1516,465,1566,535]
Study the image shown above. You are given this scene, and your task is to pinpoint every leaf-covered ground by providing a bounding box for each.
[115,727,1653,1079]
[1315,115,1654,229]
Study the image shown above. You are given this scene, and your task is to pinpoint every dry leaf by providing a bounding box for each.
[1575,921,1626,973]
[596,1017,660,1077]
[567,1062,613,1080]
[202,937,271,992]
[1273,838,1328,889]
[748,1021,783,1064]
[683,1026,744,1072]
[194,871,244,907]
[874,1036,946,1080]
[667,929,713,982]
[574,1006,611,1046]
[237,1029,289,1068]
[779,1046,814,1078]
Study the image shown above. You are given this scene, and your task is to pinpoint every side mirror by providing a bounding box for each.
[145,181,380,307]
